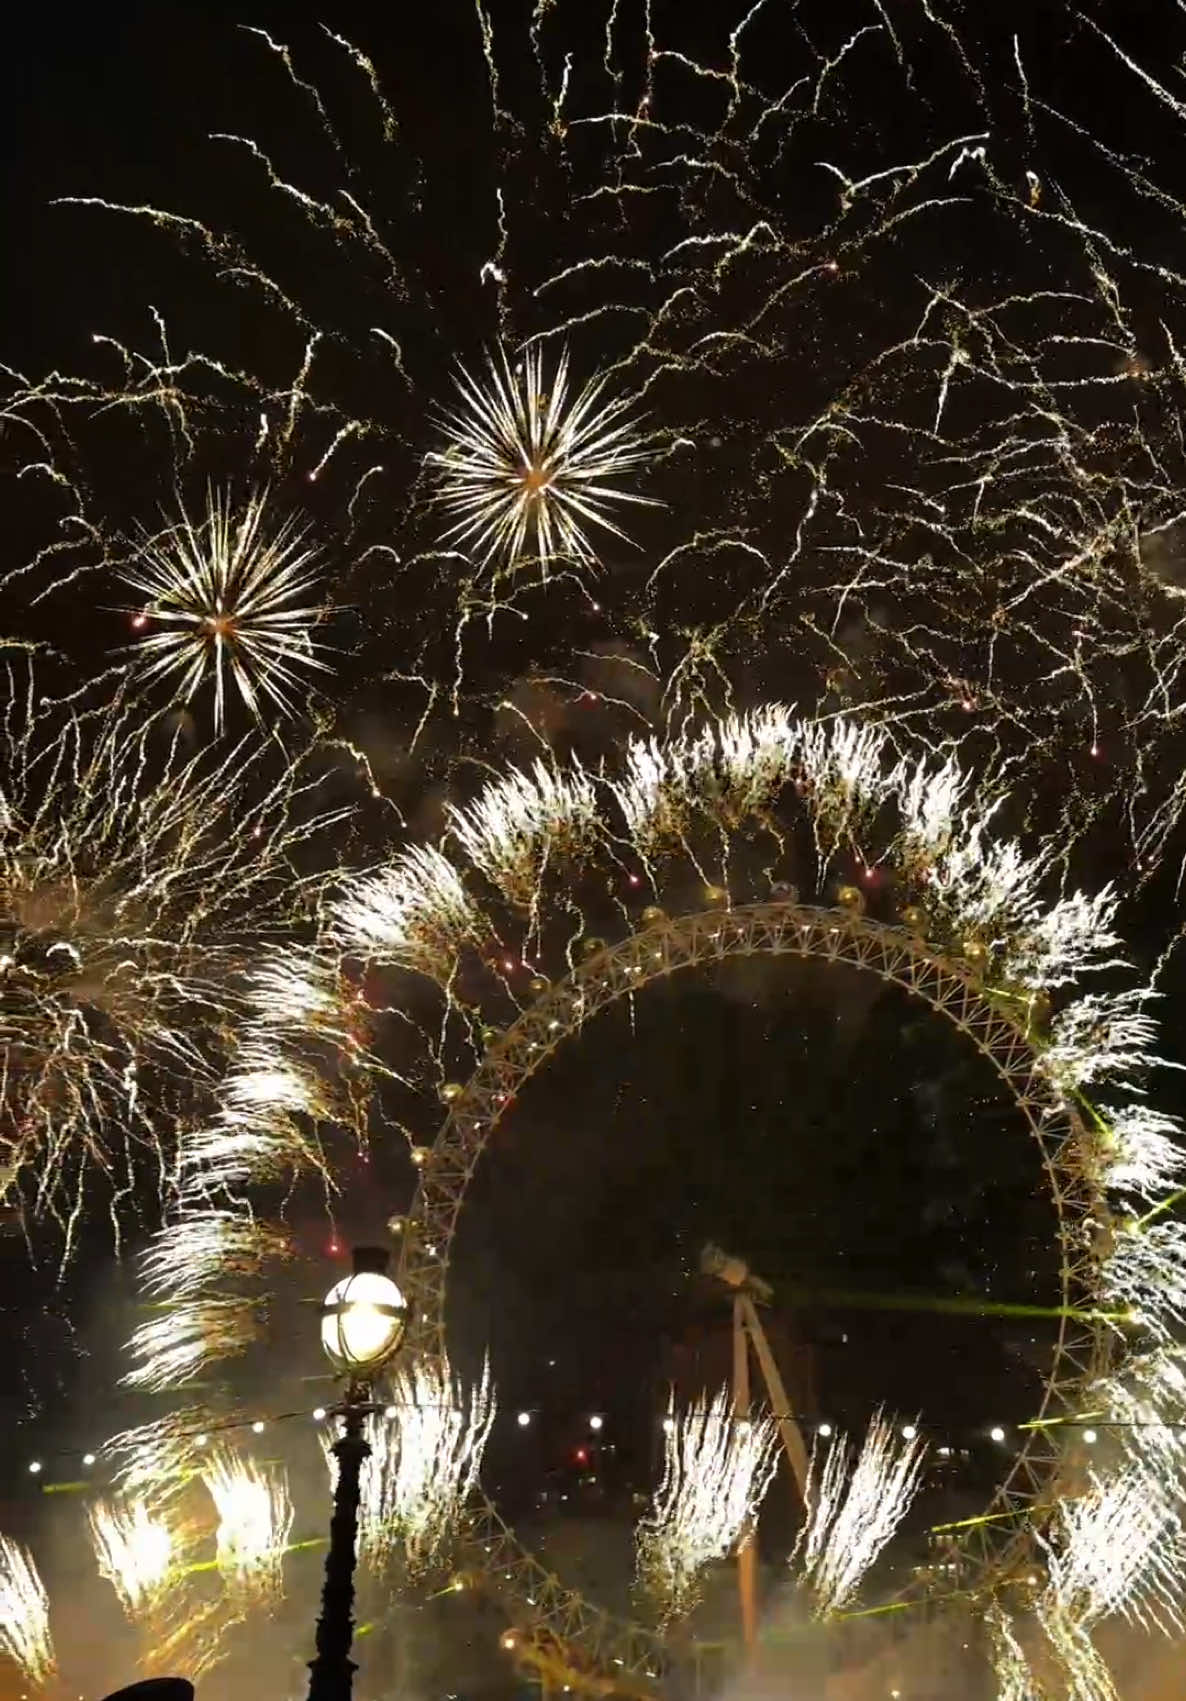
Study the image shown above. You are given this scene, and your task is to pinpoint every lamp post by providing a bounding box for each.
[307,1245,407,1701]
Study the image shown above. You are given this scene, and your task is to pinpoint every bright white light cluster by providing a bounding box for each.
[793,1412,926,1617]
[88,1496,175,1616]
[202,1448,293,1609]
[635,1389,778,1622]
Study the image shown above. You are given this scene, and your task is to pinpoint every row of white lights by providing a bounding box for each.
[34,1411,1165,1476]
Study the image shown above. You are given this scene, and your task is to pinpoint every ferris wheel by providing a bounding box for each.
[396,896,1111,1690]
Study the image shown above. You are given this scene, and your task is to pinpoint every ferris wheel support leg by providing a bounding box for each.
[738,1294,811,1504]
[733,1295,760,1654]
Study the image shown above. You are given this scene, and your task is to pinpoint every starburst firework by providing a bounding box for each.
[121,488,331,731]
[427,346,653,577]
[635,1389,778,1624]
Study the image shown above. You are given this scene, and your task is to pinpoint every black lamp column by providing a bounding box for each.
[307,1383,372,1701]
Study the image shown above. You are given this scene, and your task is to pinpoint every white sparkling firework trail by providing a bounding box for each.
[89,1497,175,1617]
[0,1537,55,1687]
[444,757,600,907]
[202,1449,293,1610]
[793,1412,926,1618]
[634,1388,778,1623]
[0,652,348,1254]
[120,487,332,732]
[1047,1466,1186,1634]
[330,845,485,970]
[322,1358,495,1578]
[427,345,654,578]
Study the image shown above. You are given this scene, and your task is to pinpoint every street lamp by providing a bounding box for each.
[307,1245,407,1701]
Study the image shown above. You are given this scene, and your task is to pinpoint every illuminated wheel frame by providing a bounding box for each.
[397,899,1111,1686]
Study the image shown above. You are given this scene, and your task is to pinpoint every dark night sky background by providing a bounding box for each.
[4,5,1186,1694]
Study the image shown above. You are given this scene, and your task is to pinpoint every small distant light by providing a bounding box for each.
[313,1407,327,1422]
[28,1461,42,1475]
[328,1240,341,1256]
[628,874,641,886]
[938,1445,952,1458]
[195,1433,209,1447]
[662,1417,676,1435]
[517,1411,532,1428]
[901,1424,918,1441]
[252,1420,265,1434]
[1083,1428,1098,1445]
[385,1405,398,1419]
[589,1414,604,1432]
[817,1423,833,1439]
[990,1426,1006,1443]
[82,1452,96,1467]
[503,959,516,973]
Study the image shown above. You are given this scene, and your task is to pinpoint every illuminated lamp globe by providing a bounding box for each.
[479,1025,502,1047]
[580,936,607,958]
[899,904,926,931]
[962,937,988,962]
[439,1081,464,1104]
[527,974,550,996]
[702,884,729,906]
[639,905,667,926]
[770,881,799,903]
[321,1246,407,1375]
[835,884,864,913]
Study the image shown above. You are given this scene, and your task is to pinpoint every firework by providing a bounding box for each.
[322,1357,495,1578]
[89,1496,175,1617]
[0,1537,55,1687]
[120,487,332,732]
[1046,1465,1186,1634]
[202,1448,292,1610]
[635,1389,778,1623]
[793,1412,926,1618]
[0,655,348,1254]
[427,345,654,577]
[985,1603,1037,1701]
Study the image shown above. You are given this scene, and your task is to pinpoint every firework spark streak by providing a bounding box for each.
[88,1497,175,1617]
[0,654,351,1254]
[634,1389,778,1624]
[0,1537,55,1687]
[1045,1465,1186,1634]
[202,1448,293,1610]
[321,1358,495,1579]
[793,1411,926,1617]
[19,10,1186,875]
[121,487,332,732]
[427,345,654,579]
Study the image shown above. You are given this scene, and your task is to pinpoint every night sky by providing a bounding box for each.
[5,4,1186,1698]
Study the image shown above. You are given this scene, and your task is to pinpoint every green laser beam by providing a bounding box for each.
[786,1284,1127,1324]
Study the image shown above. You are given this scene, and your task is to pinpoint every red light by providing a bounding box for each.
[132,613,148,630]
[574,1446,588,1464]
[503,959,516,973]
[628,874,641,886]
[328,1240,341,1256]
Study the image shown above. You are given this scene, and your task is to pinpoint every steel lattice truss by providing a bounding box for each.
[397,902,1111,1687]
